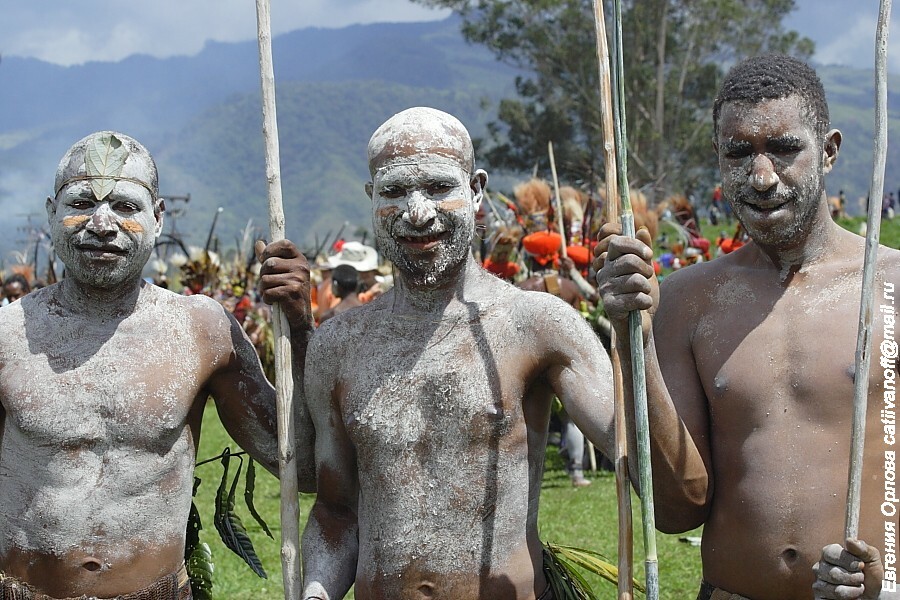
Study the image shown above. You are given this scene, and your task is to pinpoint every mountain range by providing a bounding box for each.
[0,16,896,266]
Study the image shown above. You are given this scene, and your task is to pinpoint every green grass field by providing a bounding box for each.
[193,406,702,599]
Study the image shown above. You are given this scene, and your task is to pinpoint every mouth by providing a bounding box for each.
[76,245,127,259]
[739,195,790,215]
[395,231,450,251]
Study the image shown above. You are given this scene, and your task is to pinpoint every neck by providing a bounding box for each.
[391,254,483,316]
[58,276,145,319]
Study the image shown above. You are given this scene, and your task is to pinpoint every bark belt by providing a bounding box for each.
[0,565,191,600]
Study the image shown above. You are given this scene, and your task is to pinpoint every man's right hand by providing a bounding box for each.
[592,222,658,341]
[256,239,314,335]
[812,539,886,599]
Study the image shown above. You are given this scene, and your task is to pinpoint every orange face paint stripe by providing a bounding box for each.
[436,198,467,211]
[120,221,144,233]
[62,216,90,228]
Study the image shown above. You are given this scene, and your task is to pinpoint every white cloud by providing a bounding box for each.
[813,11,900,72]
[0,0,450,66]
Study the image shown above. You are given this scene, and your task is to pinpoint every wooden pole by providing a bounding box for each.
[591,2,632,596]
[846,0,892,540]
[547,141,568,259]
[254,1,301,597]
[610,0,659,596]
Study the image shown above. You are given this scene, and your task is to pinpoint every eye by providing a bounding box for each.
[427,182,453,196]
[379,185,406,199]
[770,143,802,156]
[114,201,141,214]
[69,199,94,210]
[724,147,750,160]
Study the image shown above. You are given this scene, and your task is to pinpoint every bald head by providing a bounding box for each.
[54,131,159,205]
[367,107,475,177]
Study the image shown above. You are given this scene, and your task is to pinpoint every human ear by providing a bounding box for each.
[470,169,488,211]
[154,198,166,238]
[822,129,841,174]
[365,182,374,200]
[45,196,56,221]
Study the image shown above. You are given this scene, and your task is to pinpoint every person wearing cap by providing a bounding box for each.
[319,264,362,324]
[0,131,312,599]
[327,241,380,296]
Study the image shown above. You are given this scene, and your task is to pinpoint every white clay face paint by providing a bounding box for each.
[50,132,161,291]
[372,161,476,288]
[717,98,827,257]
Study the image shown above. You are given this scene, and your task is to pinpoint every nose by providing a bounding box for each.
[85,203,117,237]
[402,194,437,227]
[748,154,779,191]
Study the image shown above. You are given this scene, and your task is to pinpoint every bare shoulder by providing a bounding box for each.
[659,249,740,299]
[150,287,235,332]
[304,293,391,380]
[504,281,599,349]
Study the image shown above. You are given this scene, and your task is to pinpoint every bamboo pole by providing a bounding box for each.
[591,2,633,596]
[254,1,301,597]
[610,0,659,596]
[547,142,568,259]
[846,0,892,540]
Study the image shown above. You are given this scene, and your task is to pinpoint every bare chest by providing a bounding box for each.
[0,316,208,451]
[693,273,867,427]
[338,314,528,460]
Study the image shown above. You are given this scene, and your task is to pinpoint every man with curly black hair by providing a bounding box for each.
[597,54,899,599]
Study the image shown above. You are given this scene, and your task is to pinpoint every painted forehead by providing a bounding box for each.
[54,131,158,200]
[718,96,813,135]
[368,107,475,176]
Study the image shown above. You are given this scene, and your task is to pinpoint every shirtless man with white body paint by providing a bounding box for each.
[596,55,899,599]
[299,107,615,600]
[0,131,312,599]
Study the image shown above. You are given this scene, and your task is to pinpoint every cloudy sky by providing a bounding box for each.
[0,0,897,72]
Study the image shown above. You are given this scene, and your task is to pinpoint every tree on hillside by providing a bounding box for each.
[413,0,814,202]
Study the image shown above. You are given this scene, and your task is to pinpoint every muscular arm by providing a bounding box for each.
[301,332,359,600]
[205,305,280,475]
[596,229,711,532]
[536,296,616,459]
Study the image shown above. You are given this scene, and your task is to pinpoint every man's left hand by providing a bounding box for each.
[256,239,313,333]
[812,538,884,599]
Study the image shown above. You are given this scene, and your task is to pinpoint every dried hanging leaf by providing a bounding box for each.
[244,458,273,539]
[84,132,129,200]
[214,450,267,578]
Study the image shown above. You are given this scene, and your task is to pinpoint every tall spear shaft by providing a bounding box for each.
[846,0,892,540]
[591,2,633,597]
[254,1,301,597]
[609,0,658,596]
[547,141,568,259]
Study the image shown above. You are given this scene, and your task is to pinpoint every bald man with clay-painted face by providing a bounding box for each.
[299,108,616,600]
[0,131,312,599]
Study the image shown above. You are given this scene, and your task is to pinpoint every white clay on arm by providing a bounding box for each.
[539,296,616,459]
[202,299,280,474]
[301,334,359,599]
